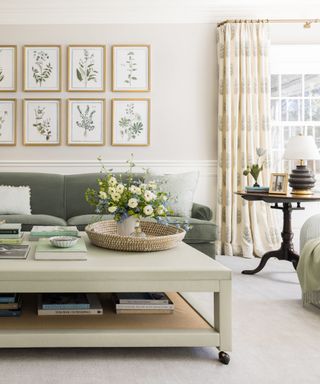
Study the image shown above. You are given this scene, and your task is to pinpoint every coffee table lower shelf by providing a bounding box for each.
[0,293,219,349]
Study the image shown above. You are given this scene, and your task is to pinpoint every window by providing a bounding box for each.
[270,45,320,175]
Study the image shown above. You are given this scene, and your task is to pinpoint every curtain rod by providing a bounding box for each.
[217,19,320,28]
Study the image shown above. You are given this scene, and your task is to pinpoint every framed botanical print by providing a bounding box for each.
[23,46,61,91]
[23,99,61,146]
[0,99,16,146]
[67,99,105,145]
[112,45,150,92]
[112,98,150,146]
[0,46,17,92]
[68,46,106,92]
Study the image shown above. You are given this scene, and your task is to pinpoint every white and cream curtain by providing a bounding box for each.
[216,22,280,258]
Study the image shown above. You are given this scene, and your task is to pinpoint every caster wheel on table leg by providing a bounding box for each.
[218,351,230,365]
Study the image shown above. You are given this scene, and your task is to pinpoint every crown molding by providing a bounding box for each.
[1,1,319,24]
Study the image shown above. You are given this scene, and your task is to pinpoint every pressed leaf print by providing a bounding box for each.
[32,50,53,87]
[118,103,143,141]
[0,50,4,83]
[76,105,96,136]
[123,51,138,86]
[33,106,51,141]
[76,49,98,87]
[0,110,8,137]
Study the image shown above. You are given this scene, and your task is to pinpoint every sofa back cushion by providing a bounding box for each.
[0,172,65,219]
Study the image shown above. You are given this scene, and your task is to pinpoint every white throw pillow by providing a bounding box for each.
[145,171,199,217]
[0,186,31,215]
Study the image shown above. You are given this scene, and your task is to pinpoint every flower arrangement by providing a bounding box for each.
[85,156,173,223]
[243,148,266,187]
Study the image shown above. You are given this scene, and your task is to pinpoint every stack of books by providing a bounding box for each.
[29,226,79,241]
[34,238,87,260]
[112,292,174,314]
[0,244,30,259]
[0,223,24,244]
[37,293,103,316]
[0,293,22,317]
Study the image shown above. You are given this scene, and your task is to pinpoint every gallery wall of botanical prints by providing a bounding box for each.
[0,44,150,147]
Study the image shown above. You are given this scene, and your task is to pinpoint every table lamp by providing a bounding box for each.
[283,135,320,195]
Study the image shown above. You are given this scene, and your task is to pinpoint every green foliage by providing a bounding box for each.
[76,49,98,87]
[32,50,52,87]
[243,148,266,185]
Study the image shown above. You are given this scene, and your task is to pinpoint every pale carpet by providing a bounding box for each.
[0,256,319,384]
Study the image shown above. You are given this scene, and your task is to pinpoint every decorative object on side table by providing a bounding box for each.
[49,236,79,248]
[283,135,320,195]
[269,173,288,195]
[243,147,268,188]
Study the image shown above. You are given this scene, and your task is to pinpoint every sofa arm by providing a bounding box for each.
[191,203,213,221]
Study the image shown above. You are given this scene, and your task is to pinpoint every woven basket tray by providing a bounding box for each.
[85,220,186,252]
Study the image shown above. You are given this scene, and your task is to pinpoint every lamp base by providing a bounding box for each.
[288,165,315,195]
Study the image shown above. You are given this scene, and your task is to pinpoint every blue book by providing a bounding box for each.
[40,293,90,310]
[0,293,17,303]
[0,309,21,317]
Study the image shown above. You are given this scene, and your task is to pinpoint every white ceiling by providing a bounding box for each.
[0,0,320,24]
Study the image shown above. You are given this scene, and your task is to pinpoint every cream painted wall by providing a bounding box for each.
[0,24,217,162]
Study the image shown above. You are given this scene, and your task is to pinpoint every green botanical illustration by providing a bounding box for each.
[33,106,52,141]
[0,110,8,137]
[76,105,96,136]
[123,51,138,86]
[32,50,53,87]
[76,49,98,87]
[0,49,4,83]
[118,103,143,141]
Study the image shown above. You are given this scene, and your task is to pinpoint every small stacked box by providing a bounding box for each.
[0,223,24,244]
[0,293,22,317]
[29,226,79,241]
[112,292,174,314]
[37,293,103,316]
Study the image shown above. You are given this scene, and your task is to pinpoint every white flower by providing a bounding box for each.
[98,181,103,186]
[157,205,165,215]
[144,191,155,202]
[135,187,142,195]
[139,183,147,190]
[99,191,107,199]
[129,185,137,194]
[143,205,154,216]
[108,187,115,195]
[116,184,125,194]
[128,198,138,208]
[109,176,117,186]
[108,206,117,213]
[148,181,157,189]
[162,195,168,202]
[111,192,121,202]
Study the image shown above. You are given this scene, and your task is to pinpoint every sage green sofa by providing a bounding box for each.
[0,172,217,258]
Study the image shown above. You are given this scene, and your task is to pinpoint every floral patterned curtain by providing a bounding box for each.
[215,22,281,258]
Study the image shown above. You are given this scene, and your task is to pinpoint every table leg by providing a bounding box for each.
[242,202,299,275]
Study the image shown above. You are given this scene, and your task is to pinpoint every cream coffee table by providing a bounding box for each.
[0,234,232,364]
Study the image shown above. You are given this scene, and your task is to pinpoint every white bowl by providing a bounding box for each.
[49,236,79,248]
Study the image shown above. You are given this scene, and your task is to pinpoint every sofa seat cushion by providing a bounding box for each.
[0,215,67,232]
[68,215,216,243]
[67,214,113,231]
[167,217,217,244]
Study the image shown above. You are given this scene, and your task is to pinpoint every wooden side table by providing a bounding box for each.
[235,192,320,275]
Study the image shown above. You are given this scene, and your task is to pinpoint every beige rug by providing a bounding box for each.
[0,256,319,384]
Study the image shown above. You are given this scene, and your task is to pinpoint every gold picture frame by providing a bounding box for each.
[0,99,17,146]
[112,45,151,92]
[269,173,289,195]
[67,45,106,92]
[112,98,150,146]
[23,45,61,92]
[67,98,106,146]
[0,46,17,92]
[23,98,61,146]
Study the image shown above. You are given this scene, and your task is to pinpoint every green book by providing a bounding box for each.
[35,238,87,260]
